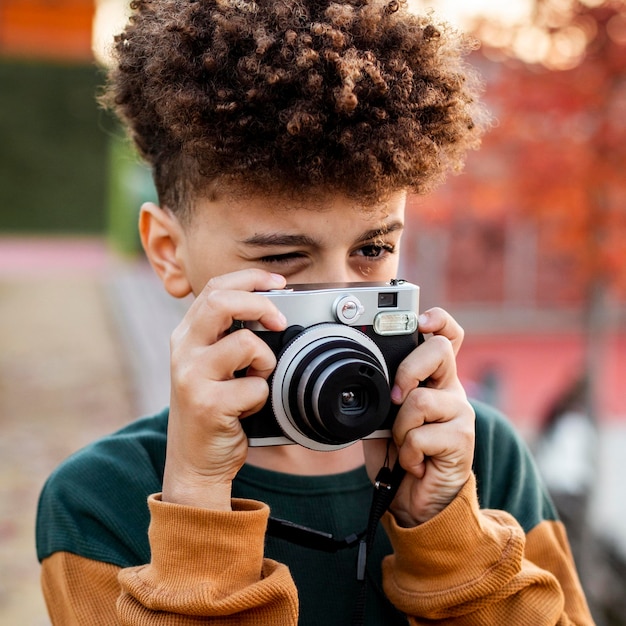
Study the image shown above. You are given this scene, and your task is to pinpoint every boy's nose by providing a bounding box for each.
[310,262,354,285]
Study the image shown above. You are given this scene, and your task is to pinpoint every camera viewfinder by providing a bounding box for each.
[377,292,397,308]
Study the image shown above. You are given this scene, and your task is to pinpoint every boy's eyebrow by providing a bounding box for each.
[355,221,404,242]
[240,221,404,247]
[240,233,318,247]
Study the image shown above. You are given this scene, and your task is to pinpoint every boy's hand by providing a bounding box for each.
[364,307,475,526]
[162,269,287,510]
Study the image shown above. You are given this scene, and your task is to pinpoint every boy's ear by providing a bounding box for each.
[139,202,192,298]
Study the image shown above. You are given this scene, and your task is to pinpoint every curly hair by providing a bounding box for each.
[103,0,487,214]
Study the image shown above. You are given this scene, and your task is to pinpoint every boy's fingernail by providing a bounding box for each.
[418,312,429,328]
[391,385,402,403]
[270,273,286,287]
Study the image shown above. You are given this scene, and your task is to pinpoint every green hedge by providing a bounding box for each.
[0,59,111,233]
[106,131,157,255]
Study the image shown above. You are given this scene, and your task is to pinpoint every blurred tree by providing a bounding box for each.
[469,0,626,419]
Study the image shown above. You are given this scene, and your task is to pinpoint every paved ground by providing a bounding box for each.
[0,237,181,625]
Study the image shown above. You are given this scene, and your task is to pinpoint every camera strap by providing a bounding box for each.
[352,459,406,626]
[265,455,406,626]
[266,517,365,552]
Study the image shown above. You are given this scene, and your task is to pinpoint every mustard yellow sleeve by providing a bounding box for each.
[381,473,594,625]
[41,496,299,625]
[525,518,592,625]
[117,495,298,624]
[42,551,121,624]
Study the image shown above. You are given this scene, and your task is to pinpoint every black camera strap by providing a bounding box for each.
[265,455,406,626]
[351,459,406,626]
[266,517,365,552]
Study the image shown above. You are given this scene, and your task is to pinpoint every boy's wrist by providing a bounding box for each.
[162,473,233,511]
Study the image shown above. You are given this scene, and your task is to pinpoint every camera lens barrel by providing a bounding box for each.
[271,324,391,451]
[302,349,390,442]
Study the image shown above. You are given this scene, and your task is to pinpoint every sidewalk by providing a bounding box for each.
[0,237,183,625]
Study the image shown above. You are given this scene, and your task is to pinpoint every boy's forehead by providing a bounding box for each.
[187,186,406,235]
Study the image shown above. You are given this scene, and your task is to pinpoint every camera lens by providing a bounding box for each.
[271,325,392,449]
[341,387,366,413]
[302,353,389,443]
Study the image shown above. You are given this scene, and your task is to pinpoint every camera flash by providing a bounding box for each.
[373,311,418,336]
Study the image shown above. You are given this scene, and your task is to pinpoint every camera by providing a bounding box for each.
[236,280,421,452]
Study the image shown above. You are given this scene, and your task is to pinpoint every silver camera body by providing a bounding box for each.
[239,280,421,452]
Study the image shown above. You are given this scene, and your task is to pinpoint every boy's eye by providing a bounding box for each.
[259,252,305,264]
[356,244,395,258]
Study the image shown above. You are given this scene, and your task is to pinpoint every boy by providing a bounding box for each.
[36,0,594,623]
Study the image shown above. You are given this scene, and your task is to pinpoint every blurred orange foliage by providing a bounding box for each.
[0,0,95,61]
[413,1,626,304]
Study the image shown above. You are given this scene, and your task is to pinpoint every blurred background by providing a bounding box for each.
[0,0,624,624]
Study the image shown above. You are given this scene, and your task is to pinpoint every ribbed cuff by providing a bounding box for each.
[146,495,270,594]
[382,474,526,607]
[117,495,299,620]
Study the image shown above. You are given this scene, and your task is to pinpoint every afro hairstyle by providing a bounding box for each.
[103,0,488,214]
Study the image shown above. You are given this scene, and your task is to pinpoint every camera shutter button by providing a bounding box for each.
[334,295,365,324]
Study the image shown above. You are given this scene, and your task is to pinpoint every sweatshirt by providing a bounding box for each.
[36,401,594,625]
